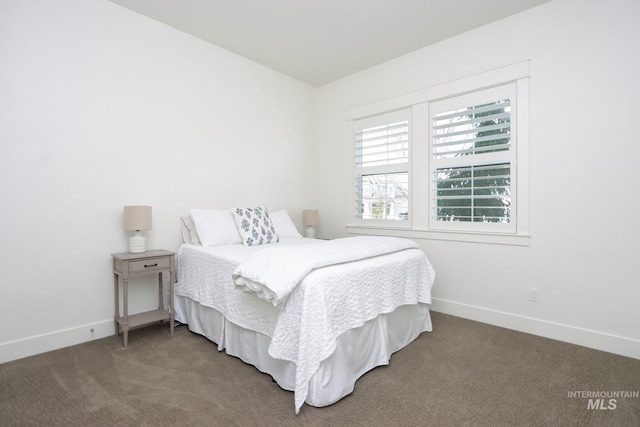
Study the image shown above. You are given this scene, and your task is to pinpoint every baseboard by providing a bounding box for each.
[0,320,115,364]
[430,298,640,360]
[3,302,638,364]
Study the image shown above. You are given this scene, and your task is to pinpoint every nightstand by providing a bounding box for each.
[112,249,176,348]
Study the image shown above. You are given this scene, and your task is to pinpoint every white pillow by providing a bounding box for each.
[230,207,278,246]
[270,210,302,239]
[180,215,201,245]
[190,209,242,246]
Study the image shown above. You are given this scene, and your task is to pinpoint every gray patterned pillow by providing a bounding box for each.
[230,207,279,246]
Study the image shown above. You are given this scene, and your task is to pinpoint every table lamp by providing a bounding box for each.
[303,209,319,238]
[123,205,152,253]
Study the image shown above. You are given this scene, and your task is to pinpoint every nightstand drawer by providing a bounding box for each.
[129,257,171,274]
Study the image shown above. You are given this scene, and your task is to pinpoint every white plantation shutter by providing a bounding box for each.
[430,84,517,232]
[433,163,511,222]
[354,109,410,222]
[433,101,511,159]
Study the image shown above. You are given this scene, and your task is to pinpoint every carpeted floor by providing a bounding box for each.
[1,312,638,426]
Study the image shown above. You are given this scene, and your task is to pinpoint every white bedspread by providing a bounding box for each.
[232,236,420,307]
[176,237,435,413]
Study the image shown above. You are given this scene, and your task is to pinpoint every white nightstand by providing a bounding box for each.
[112,249,176,348]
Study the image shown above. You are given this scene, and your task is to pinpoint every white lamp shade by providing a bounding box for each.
[123,206,152,231]
[303,209,319,227]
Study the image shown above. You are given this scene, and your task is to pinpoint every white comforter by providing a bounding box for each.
[176,237,435,413]
[233,236,420,307]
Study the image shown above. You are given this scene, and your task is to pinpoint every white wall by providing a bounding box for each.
[0,0,315,362]
[315,0,640,359]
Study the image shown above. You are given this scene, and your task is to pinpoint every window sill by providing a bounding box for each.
[346,225,530,246]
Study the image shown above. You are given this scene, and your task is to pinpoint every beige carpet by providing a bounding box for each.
[1,312,638,426]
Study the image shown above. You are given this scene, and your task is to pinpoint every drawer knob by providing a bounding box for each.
[144,263,158,268]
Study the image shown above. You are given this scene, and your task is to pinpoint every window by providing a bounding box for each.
[354,109,410,224]
[430,84,517,233]
[347,61,529,245]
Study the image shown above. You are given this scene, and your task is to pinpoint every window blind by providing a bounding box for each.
[432,99,511,159]
[434,163,511,223]
[430,85,515,230]
[356,120,409,167]
[354,109,410,222]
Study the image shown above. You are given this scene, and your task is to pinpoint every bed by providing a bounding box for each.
[174,208,436,413]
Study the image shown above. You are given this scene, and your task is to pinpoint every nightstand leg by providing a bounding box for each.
[158,272,163,326]
[122,277,129,348]
[114,273,119,337]
[170,269,175,335]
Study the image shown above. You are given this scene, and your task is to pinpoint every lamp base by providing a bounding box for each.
[305,226,316,239]
[129,232,146,253]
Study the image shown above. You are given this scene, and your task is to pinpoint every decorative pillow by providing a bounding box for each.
[231,207,279,246]
[180,215,201,245]
[270,210,302,239]
[190,209,242,246]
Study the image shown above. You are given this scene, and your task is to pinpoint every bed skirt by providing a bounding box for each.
[174,294,432,409]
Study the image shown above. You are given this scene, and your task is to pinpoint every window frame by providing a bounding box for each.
[428,84,518,234]
[347,61,530,246]
[352,108,412,228]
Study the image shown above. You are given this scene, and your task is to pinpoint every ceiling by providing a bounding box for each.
[109,0,551,87]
